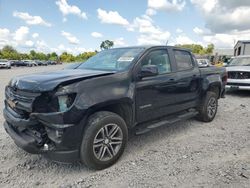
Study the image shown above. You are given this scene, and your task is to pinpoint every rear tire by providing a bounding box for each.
[196,91,218,122]
[80,111,128,170]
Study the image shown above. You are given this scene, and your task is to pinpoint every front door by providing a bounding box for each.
[135,49,178,123]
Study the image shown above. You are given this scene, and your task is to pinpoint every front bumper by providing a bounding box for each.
[4,121,79,162]
[3,104,86,163]
[226,79,250,90]
[0,64,9,68]
[4,121,42,154]
[226,85,250,90]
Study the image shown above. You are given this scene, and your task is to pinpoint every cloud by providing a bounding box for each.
[191,0,250,33]
[52,43,95,55]
[97,8,129,26]
[91,32,103,38]
[96,8,170,45]
[54,44,93,55]
[25,40,34,47]
[0,28,11,48]
[114,37,126,46]
[1,27,91,54]
[148,0,186,12]
[193,27,204,35]
[61,31,80,45]
[189,0,250,48]
[146,8,157,16]
[32,33,39,38]
[56,0,87,20]
[202,30,250,48]
[176,28,183,33]
[175,35,195,44]
[191,0,216,13]
[218,0,250,9]
[35,40,50,52]
[130,15,170,45]
[13,11,52,27]
[0,26,39,49]
[62,17,67,22]
[206,7,250,33]
[0,28,10,40]
[13,26,29,41]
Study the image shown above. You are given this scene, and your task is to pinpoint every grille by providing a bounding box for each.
[228,71,250,79]
[5,86,41,116]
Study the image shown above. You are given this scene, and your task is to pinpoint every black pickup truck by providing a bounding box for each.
[3,46,227,169]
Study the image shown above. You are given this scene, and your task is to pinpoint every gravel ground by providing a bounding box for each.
[0,66,250,188]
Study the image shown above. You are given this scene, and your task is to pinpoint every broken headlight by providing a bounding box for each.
[55,87,76,112]
[33,86,76,113]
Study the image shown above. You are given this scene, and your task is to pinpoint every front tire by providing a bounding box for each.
[196,91,218,122]
[80,111,128,170]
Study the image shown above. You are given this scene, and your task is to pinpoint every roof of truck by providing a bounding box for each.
[113,45,191,51]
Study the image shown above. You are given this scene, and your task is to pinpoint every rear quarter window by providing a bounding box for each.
[174,50,194,71]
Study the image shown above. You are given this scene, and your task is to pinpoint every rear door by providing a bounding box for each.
[170,49,201,110]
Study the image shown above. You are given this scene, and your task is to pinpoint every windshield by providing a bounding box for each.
[229,57,250,66]
[77,48,144,71]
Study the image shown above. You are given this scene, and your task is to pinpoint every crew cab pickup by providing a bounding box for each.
[3,46,227,169]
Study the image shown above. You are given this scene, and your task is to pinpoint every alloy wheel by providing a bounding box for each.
[207,97,217,118]
[93,123,123,161]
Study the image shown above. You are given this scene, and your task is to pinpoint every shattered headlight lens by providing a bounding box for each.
[55,86,76,112]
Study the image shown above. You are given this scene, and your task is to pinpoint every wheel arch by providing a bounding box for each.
[207,82,221,99]
[85,100,134,129]
[202,74,223,99]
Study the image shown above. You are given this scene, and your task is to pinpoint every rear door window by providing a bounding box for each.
[174,50,194,71]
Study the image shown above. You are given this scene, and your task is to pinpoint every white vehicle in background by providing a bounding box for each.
[24,60,38,67]
[226,55,250,90]
[197,59,210,67]
[0,59,11,69]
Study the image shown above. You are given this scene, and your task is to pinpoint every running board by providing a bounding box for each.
[135,110,199,135]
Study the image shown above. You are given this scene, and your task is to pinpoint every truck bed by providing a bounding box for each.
[200,66,227,78]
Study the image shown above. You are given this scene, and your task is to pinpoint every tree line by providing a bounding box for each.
[0,41,214,63]
[175,44,214,55]
[0,45,97,62]
[0,40,115,63]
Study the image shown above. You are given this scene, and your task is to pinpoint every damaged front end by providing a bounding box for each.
[3,84,85,163]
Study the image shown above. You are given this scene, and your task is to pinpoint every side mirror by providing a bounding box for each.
[140,65,159,78]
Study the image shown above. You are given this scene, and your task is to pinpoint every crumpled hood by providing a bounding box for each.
[226,66,250,72]
[9,69,113,92]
